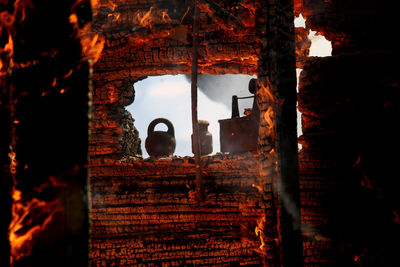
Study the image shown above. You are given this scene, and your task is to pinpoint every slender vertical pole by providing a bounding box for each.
[191,0,203,201]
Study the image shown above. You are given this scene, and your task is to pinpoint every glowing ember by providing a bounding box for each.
[393,211,400,224]
[361,175,374,190]
[180,6,191,23]
[63,69,74,79]
[353,156,361,167]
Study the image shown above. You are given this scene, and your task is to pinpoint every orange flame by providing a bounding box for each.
[0,11,15,32]
[253,80,278,252]
[260,82,276,140]
[4,35,14,55]
[63,69,74,79]
[80,32,105,63]
[0,0,33,35]
[161,11,172,23]
[14,0,34,22]
[0,0,39,73]
[1,35,14,73]
[69,0,105,63]
[9,175,67,265]
[4,2,84,264]
[133,7,173,29]
[8,150,18,176]
[139,7,154,28]
[9,147,67,266]
[255,216,266,250]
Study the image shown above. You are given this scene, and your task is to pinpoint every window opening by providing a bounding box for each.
[295,14,332,57]
[127,74,257,158]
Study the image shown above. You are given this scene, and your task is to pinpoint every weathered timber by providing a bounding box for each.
[0,42,13,267]
[294,0,400,266]
[1,1,91,266]
[191,0,204,202]
[263,0,303,266]
[90,153,270,266]
[298,54,400,266]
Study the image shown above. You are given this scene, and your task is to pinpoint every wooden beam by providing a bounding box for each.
[0,52,12,267]
[1,1,91,266]
[264,0,303,266]
[191,0,204,202]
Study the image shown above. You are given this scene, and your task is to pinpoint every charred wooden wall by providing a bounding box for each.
[89,0,286,266]
[94,0,260,76]
[90,154,267,266]
[91,0,261,161]
[296,0,400,266]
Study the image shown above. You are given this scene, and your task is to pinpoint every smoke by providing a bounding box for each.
[274,180,323,241]
[278,182,302,232]
[127,74,257,157]
[184,74,256,111]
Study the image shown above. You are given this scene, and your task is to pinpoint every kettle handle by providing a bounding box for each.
[147,118,175,137]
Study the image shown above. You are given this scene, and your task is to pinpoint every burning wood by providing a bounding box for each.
[96,5,176,32]
[1,1,98,265]
[5,85,65,266]
[1,24,67,266]
[255,216,267,250]
[134,7,172,29]
[9,176,67,265]
[70,1,105,64]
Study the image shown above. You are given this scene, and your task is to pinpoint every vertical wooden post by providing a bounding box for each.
[1,1,91,266]
[0,53,12,267]
[264,0,303,266]
[191,0,203,202]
